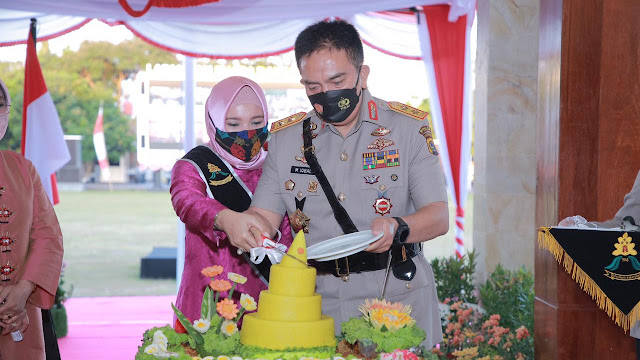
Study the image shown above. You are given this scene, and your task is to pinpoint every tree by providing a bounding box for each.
[0,37,178,165]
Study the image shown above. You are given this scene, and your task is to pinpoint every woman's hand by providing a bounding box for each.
[0,308,29,335]
[0,280,35,334]
[217,209,271,251]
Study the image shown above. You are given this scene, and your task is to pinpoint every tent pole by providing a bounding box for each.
[177,56,196,290]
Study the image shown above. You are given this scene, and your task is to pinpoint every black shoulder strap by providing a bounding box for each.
[303,118,358,234]
[181,146,252,212]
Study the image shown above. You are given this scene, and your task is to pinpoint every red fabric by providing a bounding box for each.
[22,26,62,205]
[119,0,221,18]
[424,5,467,258]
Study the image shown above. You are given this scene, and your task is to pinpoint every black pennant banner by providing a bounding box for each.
[538,227,640,332]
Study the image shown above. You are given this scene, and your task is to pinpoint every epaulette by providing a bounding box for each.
[387,101,428,121]
[270,112,306,133]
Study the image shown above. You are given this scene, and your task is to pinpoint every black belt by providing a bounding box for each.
[309,243,421,277]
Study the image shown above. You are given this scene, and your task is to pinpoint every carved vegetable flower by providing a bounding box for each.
[201,265,223,278]
[613,232,637,256]
[217,298,239,320]
[209,279,232,292]
[193,318,211,333]
[359,298,415,331]
[221,320,238,336]
[228,272,247,284]
[240,293,257,311]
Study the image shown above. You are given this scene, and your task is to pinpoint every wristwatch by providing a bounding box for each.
[392,217,410,244]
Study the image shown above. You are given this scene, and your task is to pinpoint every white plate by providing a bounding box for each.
[307,230,383,261]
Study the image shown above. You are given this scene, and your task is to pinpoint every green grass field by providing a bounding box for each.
[56,191,178,297]
[55,190,472,297]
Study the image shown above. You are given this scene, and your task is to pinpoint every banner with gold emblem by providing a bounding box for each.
[538,227,640,332]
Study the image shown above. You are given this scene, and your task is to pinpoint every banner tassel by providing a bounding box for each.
[537,227,640,333]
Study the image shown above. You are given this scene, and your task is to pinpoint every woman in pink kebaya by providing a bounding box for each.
[170,76,292,322]
[0,78,64,359]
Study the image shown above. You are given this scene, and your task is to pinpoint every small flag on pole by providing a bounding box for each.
[22,18,71,205]
[93,101,111,181]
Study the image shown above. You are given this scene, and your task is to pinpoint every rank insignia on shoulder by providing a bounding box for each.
[368,100,378,120]
[388,101,428,121]
[270,112,306,133]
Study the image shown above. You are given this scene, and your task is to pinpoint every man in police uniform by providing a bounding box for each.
[217,20,449,348]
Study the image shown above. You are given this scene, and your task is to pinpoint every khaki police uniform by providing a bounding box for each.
[252,89,448,348]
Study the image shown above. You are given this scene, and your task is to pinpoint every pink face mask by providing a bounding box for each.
[0,78,10,141]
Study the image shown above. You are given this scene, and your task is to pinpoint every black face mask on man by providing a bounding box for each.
[307,67,362,124]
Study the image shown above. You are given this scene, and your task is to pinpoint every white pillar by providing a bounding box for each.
[177,56,196,290]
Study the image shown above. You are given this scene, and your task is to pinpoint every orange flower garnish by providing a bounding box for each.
[216,298,239,320]
[209,279,232,292]
[201,265,223,278]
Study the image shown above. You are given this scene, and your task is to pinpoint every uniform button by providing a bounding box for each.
[338,193,346,202]
[379,184,387,191]
[297,191,304,198]
[340,152,348,161]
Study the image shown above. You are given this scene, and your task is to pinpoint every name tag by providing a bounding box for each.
[291,166,314,175]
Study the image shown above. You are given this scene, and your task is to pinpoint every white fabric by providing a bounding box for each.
[93,105,111,180]
[125,19,313,58]
[24,92,71,203]
[350,13,422,59]
[1,0,450,23]
[459,19,473,211]
[0,10,87,45]
[0,1,474,58]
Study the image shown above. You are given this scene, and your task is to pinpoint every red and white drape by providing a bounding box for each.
[418,5,473,258]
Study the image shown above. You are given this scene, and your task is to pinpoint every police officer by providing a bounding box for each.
[217,20,449,348]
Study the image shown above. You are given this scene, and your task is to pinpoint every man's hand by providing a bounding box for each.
[217,209,271,251]
[559,215,587,227]
[366,217,397,253]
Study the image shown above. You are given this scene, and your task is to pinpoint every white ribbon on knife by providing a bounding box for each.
[248,230,287,264]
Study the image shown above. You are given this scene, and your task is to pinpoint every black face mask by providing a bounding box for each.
[307,68,362,124]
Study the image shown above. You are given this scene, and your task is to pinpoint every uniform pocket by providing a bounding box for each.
[280,178,322,234]
[383,254,431,299]
[360,170,403,218]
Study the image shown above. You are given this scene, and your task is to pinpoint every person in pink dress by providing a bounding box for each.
[0,78,64,359]
[170,76,292,322]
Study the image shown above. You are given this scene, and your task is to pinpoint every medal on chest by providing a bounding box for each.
[373,190,393,216]
[289,197,311,233]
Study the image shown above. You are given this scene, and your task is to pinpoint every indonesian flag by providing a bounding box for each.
[21,20,71,205]
[93,102,111,181]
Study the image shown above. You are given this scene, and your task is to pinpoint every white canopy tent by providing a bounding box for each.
[0,0,475,265]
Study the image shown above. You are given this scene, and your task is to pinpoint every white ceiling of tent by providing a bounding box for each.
[2,0,443,22]
[0,0,476,58]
